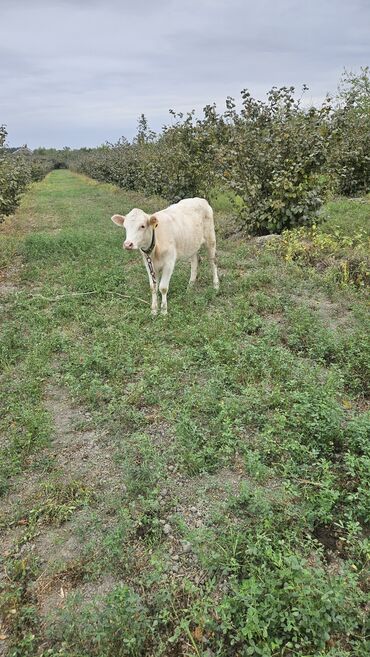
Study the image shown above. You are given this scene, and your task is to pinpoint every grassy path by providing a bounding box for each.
[0,170,369,656]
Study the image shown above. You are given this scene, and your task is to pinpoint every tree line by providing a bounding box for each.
[1,68,369,232]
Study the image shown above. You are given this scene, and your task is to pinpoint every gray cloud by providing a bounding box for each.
[0,0,369,147]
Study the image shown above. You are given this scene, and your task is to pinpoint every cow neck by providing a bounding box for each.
[140,229,156,255]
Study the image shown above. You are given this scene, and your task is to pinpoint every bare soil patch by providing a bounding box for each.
[1,378,125,631]
[291,290,353,330]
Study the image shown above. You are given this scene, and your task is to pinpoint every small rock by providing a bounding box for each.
[195,519,203,528]
[181,541,192,554]
[161,488,168,497]
[172,563,180,573]
[254,234,280,246]
[163,524,171,535]
[190,506,197,513]
[172,554,179,561]
[121,484,127,495]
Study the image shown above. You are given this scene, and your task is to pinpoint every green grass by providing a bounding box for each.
[320,194,370,237]
[0,170,369,657]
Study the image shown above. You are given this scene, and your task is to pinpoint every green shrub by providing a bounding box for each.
[69,86,334,233]
[0,125,30,220]
[219,86,332,234]
[30,157,54,182]
[69,71,370,233]
[328,68,370,196]
[0,126,54,220]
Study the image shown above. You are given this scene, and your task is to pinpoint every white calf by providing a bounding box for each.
[111,197,219,315]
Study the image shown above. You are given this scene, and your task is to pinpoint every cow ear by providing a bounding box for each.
[149,214,158,228]
[111,214,125,226]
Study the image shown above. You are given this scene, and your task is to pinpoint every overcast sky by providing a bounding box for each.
[1,0,369,148]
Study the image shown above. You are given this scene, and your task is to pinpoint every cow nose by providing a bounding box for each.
[124,241,133,250]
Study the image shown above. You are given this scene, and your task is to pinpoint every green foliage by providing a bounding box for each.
[48,585,152,657]
[0,126,55,221]
[156,105,221,201]
[29,157,54,182]
[118,432,163,497]
[211,553,364,656]
[219,86,332,234]
[70,89,333,234]
[0,125,30,219]
[69,69,370,235]
[328,67,370,196]
[267,222,370,287]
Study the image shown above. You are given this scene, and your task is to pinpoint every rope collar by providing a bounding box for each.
[140,229,156,255]
[140,229,157,287]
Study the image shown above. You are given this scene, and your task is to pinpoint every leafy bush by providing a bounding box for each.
[219,86,332,234]
[155,105,221,201]
[328,68,370,196]
[69,70,370,234]
[0,125,30,220]
[29,157,54,182]
[0,126,55,221]
[70,87,335,234]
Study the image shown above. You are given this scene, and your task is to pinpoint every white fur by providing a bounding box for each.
[111,198,219,315]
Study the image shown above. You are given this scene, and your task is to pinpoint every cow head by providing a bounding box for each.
[111,208,158,251]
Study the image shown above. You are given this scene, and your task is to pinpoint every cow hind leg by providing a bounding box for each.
[188,254,198,287]
[206,233,219,290]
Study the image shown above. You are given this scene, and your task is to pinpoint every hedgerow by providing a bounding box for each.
[69,69,370,235]
[0,125,30,220]
[0,126,55,222]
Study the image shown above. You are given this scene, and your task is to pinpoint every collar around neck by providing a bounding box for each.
[140,228,156,255]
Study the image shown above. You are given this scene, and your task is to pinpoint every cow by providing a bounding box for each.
[111,198,219,315]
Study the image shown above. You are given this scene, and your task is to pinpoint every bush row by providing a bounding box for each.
[70,69,370,235]
[0,126,55,222]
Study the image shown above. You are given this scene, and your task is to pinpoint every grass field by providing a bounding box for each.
[0,170,369,657]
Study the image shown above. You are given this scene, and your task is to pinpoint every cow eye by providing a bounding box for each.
[140,225,145,229]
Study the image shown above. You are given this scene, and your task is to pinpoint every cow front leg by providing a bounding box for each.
[143,258,158,315]
[159,260,175,315]
[150,281,158,315]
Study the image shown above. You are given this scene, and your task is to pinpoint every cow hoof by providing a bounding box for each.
[151,308,158,316]
[161,308,168,316]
